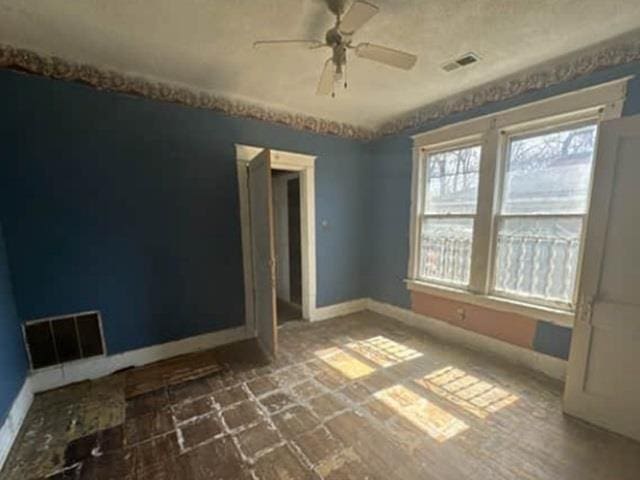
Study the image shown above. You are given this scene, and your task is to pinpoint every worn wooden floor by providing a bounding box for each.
[276,299,302,325]
[2,311,639,479]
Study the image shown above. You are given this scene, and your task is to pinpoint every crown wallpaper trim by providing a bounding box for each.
[1,35,639,140]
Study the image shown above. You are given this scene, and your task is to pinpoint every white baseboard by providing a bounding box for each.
[309,297,566,381]
[29,325,250,394]
[310,298,369,322]
[0,378,33,472]
[366,299,567,381]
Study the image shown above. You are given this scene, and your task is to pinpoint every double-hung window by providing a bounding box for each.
[492,122,597,307]
[419,144,481,286]
[408,78,629,321]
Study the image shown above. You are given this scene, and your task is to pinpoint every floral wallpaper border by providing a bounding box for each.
[0,44,375,141]
[379,34,640,136]
[1,35,639,140]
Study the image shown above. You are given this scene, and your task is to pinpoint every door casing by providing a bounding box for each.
[235,144,317,337]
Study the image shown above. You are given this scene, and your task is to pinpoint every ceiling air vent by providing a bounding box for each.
[442,52,480,72]
[23,311,105,370]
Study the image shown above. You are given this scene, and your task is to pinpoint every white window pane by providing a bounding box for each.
[419,218,474,285]
[502,124,597,215]
[425,145,481,214]
[493,217,582,303]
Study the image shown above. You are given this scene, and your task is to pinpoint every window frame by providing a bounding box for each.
[415,138,484,288]
[406,77,630,326]
[489,118,600,310]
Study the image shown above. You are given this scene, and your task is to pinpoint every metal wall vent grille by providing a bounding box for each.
[23,311,106,370]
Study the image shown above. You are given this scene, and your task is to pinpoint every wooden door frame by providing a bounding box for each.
[235,144,317,337]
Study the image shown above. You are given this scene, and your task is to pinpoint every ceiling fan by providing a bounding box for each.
[253,0,417,97]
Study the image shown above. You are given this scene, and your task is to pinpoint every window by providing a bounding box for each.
[418,145,481,286]
[493,123,597,306]
[408,78,628,319]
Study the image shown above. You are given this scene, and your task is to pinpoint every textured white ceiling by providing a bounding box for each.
[1,0,639,128]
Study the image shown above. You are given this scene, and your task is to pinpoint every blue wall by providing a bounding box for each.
[0,70,368,354]
[0,222,27,423]
[1,60,639,367]
[365,61,640,358]
[364,134,414,309]
[533,321,573,360]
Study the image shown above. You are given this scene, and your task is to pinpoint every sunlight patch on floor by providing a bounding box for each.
[415,366,519,419]
[315,347,376,379]
[346,336,423,368]
[374,385,468,442]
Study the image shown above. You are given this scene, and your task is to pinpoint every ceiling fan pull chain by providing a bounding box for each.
[344,61,348,89]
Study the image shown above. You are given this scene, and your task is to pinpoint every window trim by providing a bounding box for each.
[407,77,631,326]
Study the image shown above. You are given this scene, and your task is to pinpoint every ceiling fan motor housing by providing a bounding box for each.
[325,27,346,47]
[326,27,349,68]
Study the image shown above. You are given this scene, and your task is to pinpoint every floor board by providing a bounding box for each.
[2,311,639,479]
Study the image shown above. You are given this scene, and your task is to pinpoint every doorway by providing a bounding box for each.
[235,145,317,357]
[272,171,303,324]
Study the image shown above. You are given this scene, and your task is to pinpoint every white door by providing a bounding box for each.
[248,149,277,359]
[563,115,640,441]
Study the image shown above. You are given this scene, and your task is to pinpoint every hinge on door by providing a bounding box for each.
[577,295,594,324]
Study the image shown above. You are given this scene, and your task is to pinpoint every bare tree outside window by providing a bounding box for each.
[425,147,480,214]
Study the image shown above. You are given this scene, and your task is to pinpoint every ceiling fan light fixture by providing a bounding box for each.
[253,0,417,96]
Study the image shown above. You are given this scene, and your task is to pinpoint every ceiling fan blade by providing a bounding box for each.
[354,43,417,70]
[253,39,326,49]
[339,1,379,34]
[316,59,335,95]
